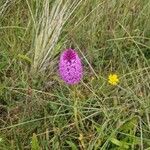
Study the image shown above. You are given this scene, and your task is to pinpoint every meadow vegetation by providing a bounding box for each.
[0,0,150,149]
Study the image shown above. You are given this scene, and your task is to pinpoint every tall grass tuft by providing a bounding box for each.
[32,0,81,73]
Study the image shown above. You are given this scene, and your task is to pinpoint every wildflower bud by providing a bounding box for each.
[59,48,83,85]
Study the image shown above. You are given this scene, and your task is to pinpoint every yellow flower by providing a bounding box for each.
[108,74,119,85]
[78,133,83,141]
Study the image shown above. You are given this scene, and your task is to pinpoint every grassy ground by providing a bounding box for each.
[0,0,150,149]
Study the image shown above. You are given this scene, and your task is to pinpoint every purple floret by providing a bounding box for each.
[59,48,83,85]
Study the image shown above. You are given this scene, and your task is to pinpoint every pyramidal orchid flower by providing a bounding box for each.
[59,48,83,85]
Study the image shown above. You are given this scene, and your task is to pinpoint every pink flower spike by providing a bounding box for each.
[59,48,83,85]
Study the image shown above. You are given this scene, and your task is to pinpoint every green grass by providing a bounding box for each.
[0,0,150,149]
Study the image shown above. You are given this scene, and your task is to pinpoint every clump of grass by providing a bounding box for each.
[32,0,81,73]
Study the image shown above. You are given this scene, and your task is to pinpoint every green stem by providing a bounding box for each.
[72,85,80,132]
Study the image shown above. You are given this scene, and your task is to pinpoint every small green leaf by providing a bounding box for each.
[18,54,32,63]
[31,133,40,150]
[110,138,129,149]
[66,140,78,150]
[0,137,3,142]
[120,117,138,132]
